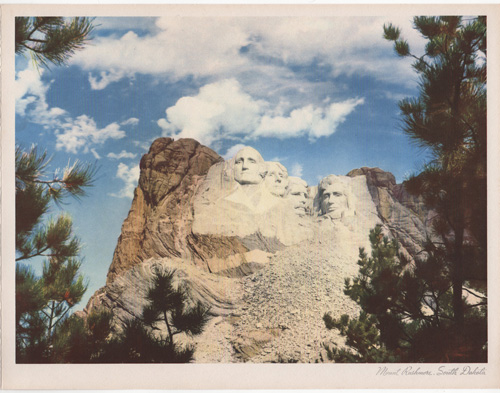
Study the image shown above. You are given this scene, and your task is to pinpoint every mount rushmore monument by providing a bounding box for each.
[83,137,436,362]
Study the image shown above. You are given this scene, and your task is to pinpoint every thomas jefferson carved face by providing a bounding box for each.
[265,162,288,196]
[287,177,308,216]
[234,147,265,185]
[319,176,349,218]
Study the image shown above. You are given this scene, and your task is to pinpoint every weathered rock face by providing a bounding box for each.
[86,139,438,363]
[347,167,437,260]
[106,138,223,284]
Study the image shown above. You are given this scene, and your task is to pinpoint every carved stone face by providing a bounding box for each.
[234,147,264,185]
[320,182,348,218]
[265,162,288,196]
[287,177,308,216]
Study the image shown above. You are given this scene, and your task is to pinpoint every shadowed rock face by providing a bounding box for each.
[106,138,224,285]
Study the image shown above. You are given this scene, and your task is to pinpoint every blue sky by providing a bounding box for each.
[15,16,433,310]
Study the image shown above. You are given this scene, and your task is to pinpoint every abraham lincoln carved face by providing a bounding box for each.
[318,175,350,219]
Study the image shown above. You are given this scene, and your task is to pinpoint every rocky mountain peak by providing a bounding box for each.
[106,137,223,284]
[85,138,437,363]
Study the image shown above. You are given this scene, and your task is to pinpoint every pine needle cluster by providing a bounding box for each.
[15,17,95,69]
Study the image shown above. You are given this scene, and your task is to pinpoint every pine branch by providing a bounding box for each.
[16,248,54,262]
[16,17,95,68]
[463,287,487,300]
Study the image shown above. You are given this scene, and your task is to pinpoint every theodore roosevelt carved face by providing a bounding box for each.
[234,147,266,185]
[286,177,309,216]
[265,162,288,197]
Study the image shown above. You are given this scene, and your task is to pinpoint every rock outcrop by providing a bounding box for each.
[85,138,438,363]
[347,167,437,260]
[106,138,224,284]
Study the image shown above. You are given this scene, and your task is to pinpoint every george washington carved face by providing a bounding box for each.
[234,147,265,185]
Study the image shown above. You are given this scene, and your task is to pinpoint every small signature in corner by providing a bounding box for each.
[376,365,486,377]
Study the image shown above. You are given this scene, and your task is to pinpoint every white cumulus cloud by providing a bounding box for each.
[90,148,101,159]
[290,163,303,178]
[15,65,66,126]
[88,69,127,90]
[16,63,128,155]
[223,144,248,160]
[70,16,426,93]
[72,19,250,86]
[55,115,126,154]
[110,163,140,199]
[107,150,138,160]
[121,117,140,126]
[254,98,364,141]
[158,80,364,147]
[158,79,265,146]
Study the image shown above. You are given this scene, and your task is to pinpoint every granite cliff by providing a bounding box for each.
[84,137,436,362]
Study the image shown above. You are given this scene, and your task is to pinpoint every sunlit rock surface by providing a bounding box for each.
[84,138,437,363]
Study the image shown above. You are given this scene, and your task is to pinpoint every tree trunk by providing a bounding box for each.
[164,311,174,347]
[452,224,465,331]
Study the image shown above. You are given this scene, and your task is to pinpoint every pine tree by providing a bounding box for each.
[15,16,97,362]
[15,145,96,362]
[15,17,95,68]
[50,309,113,363]
[99,269,211,363]
[323,225,487,363]
[383,16,486,330]
[142,269,210,343]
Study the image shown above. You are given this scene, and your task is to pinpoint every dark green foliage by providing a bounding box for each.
[16,257,88,363]
[15,146,96,363]
[16,146,96,262]
[383,16,486,331]
[15,17,95,68]
[139,269,210,360]
[50,309,113,363]
[323,226,487,363]
[15,17,97,362]
[382,23,400,41]
[99,319,195,363]
[323,312,397,363]
[16,265,45,325]
[89,269,210,363]
[394,40,410,57]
